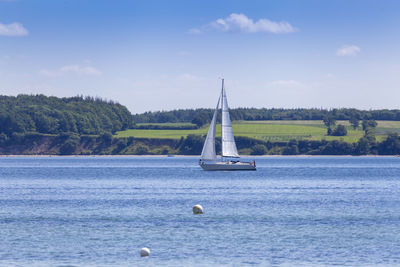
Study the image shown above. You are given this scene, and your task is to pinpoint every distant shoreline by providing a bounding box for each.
[0,154,397,158]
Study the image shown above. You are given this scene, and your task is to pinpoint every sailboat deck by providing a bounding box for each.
[200,161,256,171]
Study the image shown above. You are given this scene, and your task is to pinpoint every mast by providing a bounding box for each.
[220,78,224,149]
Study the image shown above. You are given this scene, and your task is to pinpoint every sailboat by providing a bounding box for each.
[199,79,256,171]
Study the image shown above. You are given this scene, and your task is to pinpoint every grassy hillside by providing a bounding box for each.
[115,120,400,142]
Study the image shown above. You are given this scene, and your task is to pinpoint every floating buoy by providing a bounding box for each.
[140,247,150,257]
[192,204,204,214]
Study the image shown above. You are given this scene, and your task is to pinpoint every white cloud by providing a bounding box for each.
[267,80,306,88]
[189,13,296,34]
[60,65,101,75]
[40,65,101,77]
[39,69,58,77]
[336,45,360,56]
[177,73,202,82]
[0,22,28,36]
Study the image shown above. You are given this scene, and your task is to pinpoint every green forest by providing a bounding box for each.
[0,95,133,136]
[0,94,400,155]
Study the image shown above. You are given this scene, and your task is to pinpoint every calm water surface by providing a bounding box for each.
[0,156,399,266]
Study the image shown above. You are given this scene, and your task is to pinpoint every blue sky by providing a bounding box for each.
[1,0,399,113]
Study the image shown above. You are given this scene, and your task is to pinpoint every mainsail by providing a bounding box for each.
[200,96,220,161]
[221,80,239,158]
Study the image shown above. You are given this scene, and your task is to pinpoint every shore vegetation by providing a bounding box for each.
[1,95,400,155]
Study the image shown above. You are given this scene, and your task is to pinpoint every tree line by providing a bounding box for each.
[0,95,133,140]
[134,108,400,126]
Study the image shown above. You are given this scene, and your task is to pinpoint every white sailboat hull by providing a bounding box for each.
[199,161,256,171]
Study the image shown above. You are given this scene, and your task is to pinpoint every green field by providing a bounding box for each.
[115,120,400,142]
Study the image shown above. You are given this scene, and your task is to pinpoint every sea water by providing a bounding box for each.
[0,156,399,266]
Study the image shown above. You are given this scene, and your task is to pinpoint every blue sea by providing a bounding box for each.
[0,156,399,266]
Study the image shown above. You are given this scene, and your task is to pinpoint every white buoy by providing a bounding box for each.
[192,204,204,214]
[140,247,150,257]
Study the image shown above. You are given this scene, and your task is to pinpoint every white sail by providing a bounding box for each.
[221,79,240,158]
[200,96,220,161]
